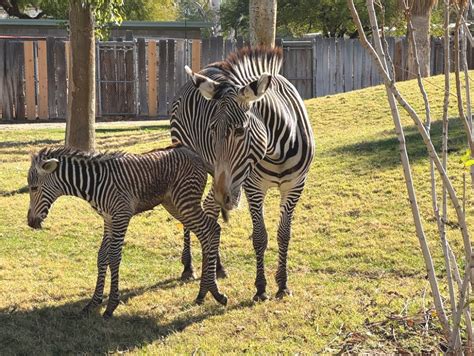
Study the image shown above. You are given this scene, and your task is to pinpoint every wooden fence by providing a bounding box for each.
[1,36,473,121]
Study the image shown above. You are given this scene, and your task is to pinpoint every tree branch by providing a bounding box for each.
[0,0,44,19]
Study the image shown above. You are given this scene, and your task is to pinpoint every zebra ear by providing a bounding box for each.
[185,65,219,100]
[240,73,272,103]
[37,158,59,175]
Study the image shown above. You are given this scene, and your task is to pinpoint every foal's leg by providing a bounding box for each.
[180,188,227,280]
[180,228,196,280]
[164,200,226,305]
[202,188,227,279]
[103,213,131,319]
[83,219,112,314]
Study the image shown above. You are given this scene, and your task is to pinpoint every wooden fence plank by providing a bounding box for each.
[14,41,25,119]
[343,39,354,92]
[37,40,48,119]
[335,39,344,94]
[158,40,167,116]
[175,40,185,94]
[46,37,56,119]
[360,40,368,88]
[314,37,324,97]
[224,39,233,58]
[192,40,201,72]
[1,40,13,120]
[125,44,135,115]
[147,40,157,117]
[55,41,67,118]
[167,39,175,113]
[116,46,126,114]
[327,38,336,95]
[24,41,36,120]
[137,38,148,116]
[0,40,6,119]
[353,40,363,90]
[201,38,210,67]
[216,36,224,61]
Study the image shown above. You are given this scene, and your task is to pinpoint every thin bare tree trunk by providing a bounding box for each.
[249,0,277,47]
[405,7,459,344]
[65,0,96,152]
[351,0,452,339]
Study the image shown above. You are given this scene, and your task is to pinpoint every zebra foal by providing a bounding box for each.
[27,144,227,318]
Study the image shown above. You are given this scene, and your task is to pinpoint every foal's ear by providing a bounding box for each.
[239,73,272,103]
[185,65,220,100]
[37,158,59,175]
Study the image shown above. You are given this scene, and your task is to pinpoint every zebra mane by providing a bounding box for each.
[34,146,127,163]
[205,46,283,86]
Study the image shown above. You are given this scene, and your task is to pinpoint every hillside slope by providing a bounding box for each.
[0,74,472,353]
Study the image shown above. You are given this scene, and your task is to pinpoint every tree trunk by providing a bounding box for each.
[65,0,95,152]
[407,14,431,78]
[249,0,277,47]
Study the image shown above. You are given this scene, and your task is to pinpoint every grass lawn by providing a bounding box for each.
[1,74,474,353]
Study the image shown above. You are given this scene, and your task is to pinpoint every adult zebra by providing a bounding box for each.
[171,47,315,301]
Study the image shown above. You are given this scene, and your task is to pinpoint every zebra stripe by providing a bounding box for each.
[27,145,227,318]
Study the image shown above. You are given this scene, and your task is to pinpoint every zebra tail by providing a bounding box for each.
[221,208,229,223]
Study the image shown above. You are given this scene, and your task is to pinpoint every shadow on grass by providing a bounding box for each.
[0,278,254,354]
[95,124,170,134]
[0,131,171,157]
[0,139,62,149]
[336,117,467,169]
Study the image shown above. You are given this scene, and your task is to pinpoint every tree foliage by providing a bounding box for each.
[0,0,176,23]
[221,0,419,38]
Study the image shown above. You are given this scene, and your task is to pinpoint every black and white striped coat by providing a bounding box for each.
[171,47,315,301]
[27,144,227,318]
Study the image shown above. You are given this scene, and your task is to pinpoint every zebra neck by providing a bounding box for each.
[61,157,106,203]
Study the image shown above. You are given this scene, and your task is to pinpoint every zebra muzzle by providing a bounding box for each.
[27,209,43,229]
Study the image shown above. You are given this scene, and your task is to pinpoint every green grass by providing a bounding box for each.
[1,74,474,353]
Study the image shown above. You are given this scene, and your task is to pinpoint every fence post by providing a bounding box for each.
[147,40,157,117]
[37,40,48,119]
[191,40,201,72]
[24,41,36,120]
[46,37,56,119]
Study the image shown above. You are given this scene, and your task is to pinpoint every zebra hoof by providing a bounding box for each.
[81,300,100,315]
[253,292,269,302]
[215,293,228,306]
[216,268,228,279]
[102,310,113,320]
[181,269,197,281]
[275,288,292,299]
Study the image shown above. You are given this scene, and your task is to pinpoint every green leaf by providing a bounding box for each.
[464,159,474,167]
[461,149,471,163]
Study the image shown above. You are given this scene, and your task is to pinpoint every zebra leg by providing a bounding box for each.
[245,185,269,302]
[180,228,196,281]
[103,215,130,319]
[275,184,304,299]
[82,220,111,314]
[192,218,227,306]
[164,200,227,306]
[203,188,228,279]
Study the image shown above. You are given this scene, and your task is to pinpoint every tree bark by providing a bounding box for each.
[407,14,431,78]
[66,0,96,152]
[249,0,277,47]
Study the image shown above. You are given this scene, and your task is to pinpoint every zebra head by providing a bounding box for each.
[27,153,60,229]
[185,66,270,211]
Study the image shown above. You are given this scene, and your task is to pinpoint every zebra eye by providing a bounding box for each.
[235,127,245,137]
[30,186,38,192]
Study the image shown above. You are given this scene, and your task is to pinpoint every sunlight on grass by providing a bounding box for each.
[1,73,474,353]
